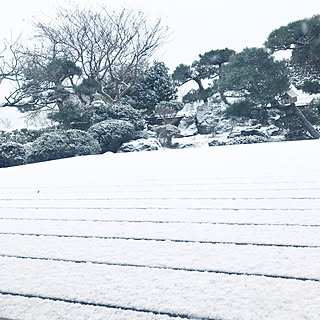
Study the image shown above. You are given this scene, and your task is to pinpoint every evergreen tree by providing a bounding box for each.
[126,61,177,114]
[172,48,234,103]
[265,15,320,94]
[220,47,290,106]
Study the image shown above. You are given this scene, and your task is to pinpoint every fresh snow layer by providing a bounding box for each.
[1,235,319,279]
[0,219,319,246]
[0,257,319,320]
[0,139,320,319]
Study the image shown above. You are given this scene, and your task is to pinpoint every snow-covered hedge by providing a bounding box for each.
[228,135,269,145]
[27,130,101,163]
[88,119,136,153]
[104,104,145,130]
[0,142,26,167]
[0,127,57,145]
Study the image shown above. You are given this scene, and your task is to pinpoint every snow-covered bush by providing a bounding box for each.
[103,103,145,130]
[88,120,135,152]
[0,127,59,145]
[27,129,101,163]
[153,124,181,148]
[227,135,269,145]
[0,142,26,167]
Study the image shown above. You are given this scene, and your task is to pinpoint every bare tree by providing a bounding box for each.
[0,40,19,84]
[0,5,167,117]
[34,6,168,103]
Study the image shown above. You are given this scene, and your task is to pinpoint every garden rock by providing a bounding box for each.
[178,115,198,136]
[118,138,162,152]
[208,140,227,147]
[196,104,221,134]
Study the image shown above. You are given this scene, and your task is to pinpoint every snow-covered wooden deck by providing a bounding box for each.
[0,140,319,319]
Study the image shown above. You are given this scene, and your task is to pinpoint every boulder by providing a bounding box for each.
[176,141,208,149]
[135,130,157,139]
[208,140,227,147]
[215,119,234,134]
[196,104,221,134]
[178,115,198,136]
[118,138,162,153]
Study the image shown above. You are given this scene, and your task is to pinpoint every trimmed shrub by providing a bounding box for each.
[104,104,145,130]
[0,127,59,145]
[0,142,26,168]
[227,135,269,145]
[88,120,135,153]
[27,129,101,163]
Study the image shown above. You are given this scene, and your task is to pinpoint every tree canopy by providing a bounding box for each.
[172,48,235,103]
[265,15,320,94]
[125,61,177,114]
[220,47,290,106]
[1,5,168,111]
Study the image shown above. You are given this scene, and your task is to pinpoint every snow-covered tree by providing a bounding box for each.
[172,48,235,104]
[265,15,320,94]
[126,61,177,114]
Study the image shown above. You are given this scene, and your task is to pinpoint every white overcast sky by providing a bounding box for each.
[0,0,319,71]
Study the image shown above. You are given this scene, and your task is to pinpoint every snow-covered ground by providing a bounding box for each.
[0,140,320,319]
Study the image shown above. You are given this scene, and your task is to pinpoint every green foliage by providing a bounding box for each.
[224,100,256,118]
[75,78,99,96]
[46,58,82,83]
[49,96,145,130]
[126,61,177,114]
[0,127,59,145]
[0,142,26,168]
[16,58,82,112]
[265,15,320,94]
[227,135,269,145]
[48,97,91,129]
[199,48,235,67]
[88,120,135,153]
[220,47,290,106]
[172,64,193,86]
[173,48,234,103]
[273,103,320,137]
[27,129,101,163]
[103,104,145,130]
[182,87,216,103]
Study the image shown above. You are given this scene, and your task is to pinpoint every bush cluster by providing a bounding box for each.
[227,135,269,145]
[27,129,101,163]
[0,127,58,145]
[0,142,26,168]
[88,120,136,153]
[101,103,145,130]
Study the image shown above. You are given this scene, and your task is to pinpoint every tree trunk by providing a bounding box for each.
[194,78,208,103]
[291,104,320,139]
[218,64,230,106]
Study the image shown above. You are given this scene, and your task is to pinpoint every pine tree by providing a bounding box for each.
[126,61,177,114]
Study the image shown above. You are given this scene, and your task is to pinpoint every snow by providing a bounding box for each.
[0,140,320,319]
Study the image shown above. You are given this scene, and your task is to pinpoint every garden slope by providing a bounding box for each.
[0,141,320,320]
